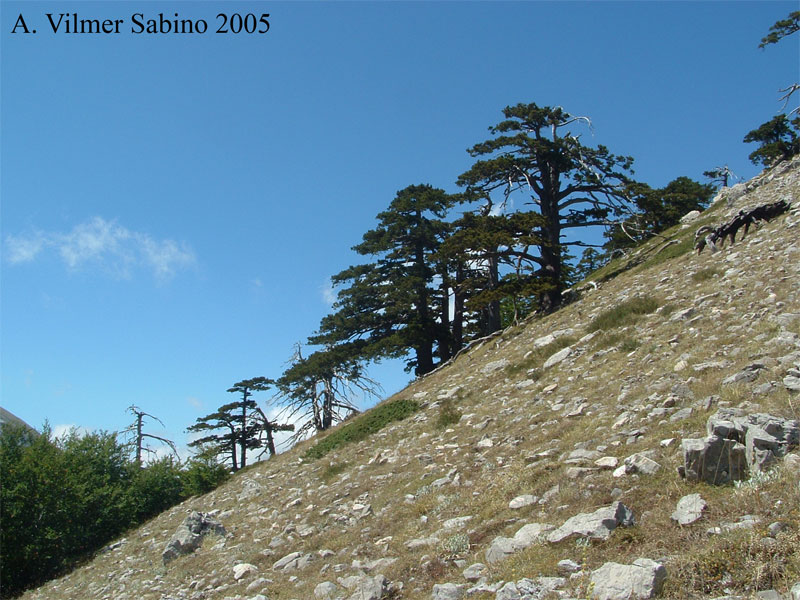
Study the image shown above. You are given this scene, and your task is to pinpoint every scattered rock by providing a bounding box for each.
[462,563,487,581]
[314,581,342,599]
[239,478,265,501]
[162,512,227,566]
[273,551,313,572]
[671,494,707,525]
[486,522,555,563]
[546,502,634,543]
[543,347,572,369]
[431,582,465,600]
[233,563,259,580]
[508,495,537,509]
[590,558,667,600]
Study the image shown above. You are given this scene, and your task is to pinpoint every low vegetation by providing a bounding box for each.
[303,398,420,460]
[586,294,660,332]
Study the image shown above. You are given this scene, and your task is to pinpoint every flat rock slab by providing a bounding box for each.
[671,493,707,525]
[590,558,666,600]
[547,501,634,543]
[485,522,554,564]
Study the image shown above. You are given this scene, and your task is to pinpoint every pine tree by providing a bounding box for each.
[314,184,458,375]
[458,103,634,312]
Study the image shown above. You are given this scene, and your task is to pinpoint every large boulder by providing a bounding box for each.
[680,436,747,485]
[590,558,666,600]
[682,410,799,484]
[162,511,227,565]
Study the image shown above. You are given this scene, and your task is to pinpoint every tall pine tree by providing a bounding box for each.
[458,103,633,312]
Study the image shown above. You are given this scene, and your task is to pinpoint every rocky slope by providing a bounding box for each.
[19,159,800,600]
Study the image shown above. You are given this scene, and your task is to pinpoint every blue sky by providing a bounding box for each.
[2,1,798,457]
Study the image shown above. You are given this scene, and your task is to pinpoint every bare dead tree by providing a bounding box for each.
[124,406,178,467]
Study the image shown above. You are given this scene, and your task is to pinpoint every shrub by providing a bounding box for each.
[304,398,420,460]
[435,398,462,429]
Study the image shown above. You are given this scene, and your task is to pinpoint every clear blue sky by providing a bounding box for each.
[2,1,797,456]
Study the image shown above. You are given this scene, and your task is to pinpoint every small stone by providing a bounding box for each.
[509,495,537,509]
[595,456,619,469]
[671,494,707,525]
[557,559,581,574]
[233,563,259,580]
[431,582,465,600]
[462,563,487,581]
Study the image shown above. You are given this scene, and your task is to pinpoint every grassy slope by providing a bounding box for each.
[20,162,800,600]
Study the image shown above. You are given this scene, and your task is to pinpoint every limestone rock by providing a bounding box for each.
[685,410,800,483]
[233,563,258,580]
[590,558,666,600]
[508,494,537,509]
[273,551,313,572]
[340,574,386,600]
[238,478,264,501]
[681,435,747,484]
[462,563,487,581]
[486,522,554,563]
[546,502,634,543]
[162,511,227,565]
[431,582,465,600]
[671,493,707,525]
[543,346,572,369]
[624,453,662,476]
[315,581,342,599]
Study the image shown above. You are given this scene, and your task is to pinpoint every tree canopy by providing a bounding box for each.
[457,103,634,312]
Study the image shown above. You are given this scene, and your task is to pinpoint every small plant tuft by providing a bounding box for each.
[435,398,462,429]
[692,267,723,282]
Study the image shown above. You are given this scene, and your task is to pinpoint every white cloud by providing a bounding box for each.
[3,217,196,281]
[51,423,91,440]
[321,278,337,305]
[5,232,46,264]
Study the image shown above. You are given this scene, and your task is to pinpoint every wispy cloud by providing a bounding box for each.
[51,423,91,440]
[4,217,195,281]
[321,278,337,305]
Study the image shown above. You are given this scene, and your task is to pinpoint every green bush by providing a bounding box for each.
[304,398,420,460]
[0,424,226,598]
[128,456,186,522]
[181,453,231,497]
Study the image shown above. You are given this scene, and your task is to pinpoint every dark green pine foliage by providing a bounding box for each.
[314,184,457,375]
[743,115,800,167]
[188,377,291,471]
[604,177,714,252]
[457,103,634,313]
[759,10,800,47]
[440,211,548,333]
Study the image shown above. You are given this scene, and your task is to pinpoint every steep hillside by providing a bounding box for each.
[19,160,800,600]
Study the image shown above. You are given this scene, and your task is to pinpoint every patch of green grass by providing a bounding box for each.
[435,398,462,430]
[640,236,695,269]
[594,331,641,353]
[304,398,420,460]
[691,267,723,282]
[587,295,660,333]
[321,462,349,482]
